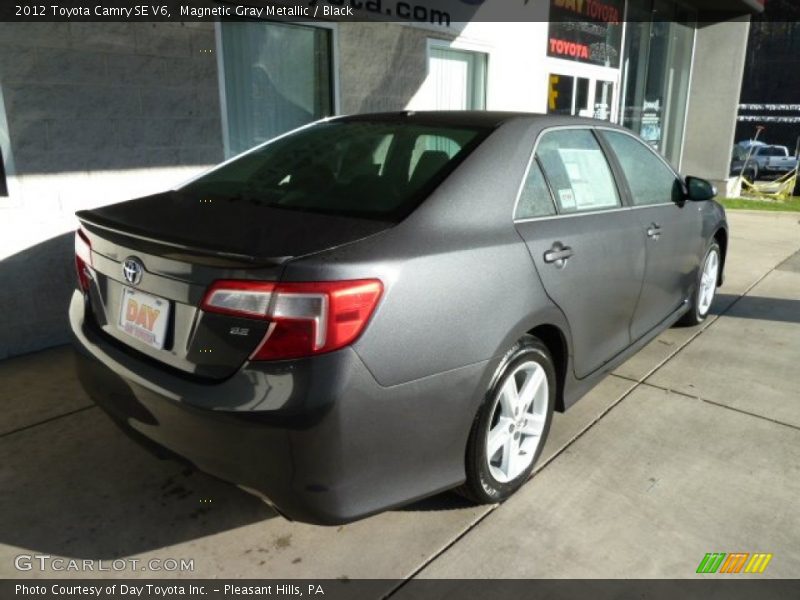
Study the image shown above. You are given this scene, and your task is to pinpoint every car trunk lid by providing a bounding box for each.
[76,191,393,380]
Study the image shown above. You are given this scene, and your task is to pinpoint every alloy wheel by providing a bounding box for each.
[485,361,548,483]
[698,248,720,316]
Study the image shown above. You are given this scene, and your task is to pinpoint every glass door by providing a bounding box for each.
[548,73,617,121]
[593,80,615,121]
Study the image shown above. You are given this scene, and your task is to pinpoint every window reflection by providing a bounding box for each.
[619,0,696,167]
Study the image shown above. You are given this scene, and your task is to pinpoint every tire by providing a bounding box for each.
[679,241,721,327]
[456,335,555,504]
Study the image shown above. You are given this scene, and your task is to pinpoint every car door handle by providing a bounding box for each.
[647,223,662,239]
[544,245,574,265]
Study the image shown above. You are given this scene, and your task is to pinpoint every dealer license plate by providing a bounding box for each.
[118,287,169,350]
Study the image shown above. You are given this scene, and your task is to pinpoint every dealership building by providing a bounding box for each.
[0,0,764,359]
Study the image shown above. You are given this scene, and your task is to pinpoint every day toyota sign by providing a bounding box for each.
[547,0,624,67]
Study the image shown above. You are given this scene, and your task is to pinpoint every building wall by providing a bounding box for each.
[337,21,551,116]
[681,16,751,194]
[409,21,551,114]
[338,23,453,114]
[0,22,224,359]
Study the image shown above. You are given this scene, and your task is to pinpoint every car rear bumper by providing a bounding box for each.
[69,290,487,524]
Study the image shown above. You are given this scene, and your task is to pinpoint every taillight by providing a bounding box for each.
[74,229,92,291]
[201,279,383,360]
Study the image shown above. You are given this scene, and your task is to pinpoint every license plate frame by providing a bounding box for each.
[117,287,170,350]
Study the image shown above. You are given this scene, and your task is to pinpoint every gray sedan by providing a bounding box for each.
[70,112,727,524]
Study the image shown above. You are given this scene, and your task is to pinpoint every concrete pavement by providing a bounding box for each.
[1,210,798,582]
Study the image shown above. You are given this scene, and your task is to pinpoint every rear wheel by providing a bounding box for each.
[457,336,555,504]
[679,241,720,326]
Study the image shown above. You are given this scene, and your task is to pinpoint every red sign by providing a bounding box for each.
[551,0,621,24]
[549,38,590,60]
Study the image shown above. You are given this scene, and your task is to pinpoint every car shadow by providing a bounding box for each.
[0,233,75,360]
[397,492,476,513]
[0,403,276,561]
[710,293,800,324]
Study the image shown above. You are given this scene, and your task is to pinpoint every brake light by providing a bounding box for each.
[201,279,383,360]
[74,229,92,291]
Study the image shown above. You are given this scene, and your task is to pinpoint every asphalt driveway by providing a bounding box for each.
[1,210,798,584]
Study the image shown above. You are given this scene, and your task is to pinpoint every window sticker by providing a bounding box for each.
[558,188,576,210]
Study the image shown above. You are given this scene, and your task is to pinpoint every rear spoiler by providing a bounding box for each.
[76,211,291,268]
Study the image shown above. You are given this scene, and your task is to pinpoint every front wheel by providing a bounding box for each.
[457,336,555,504]
[679,241,721,326]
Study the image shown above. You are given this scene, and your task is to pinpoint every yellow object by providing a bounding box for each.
[740,168,798,201]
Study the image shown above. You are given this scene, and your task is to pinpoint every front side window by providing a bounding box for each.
[536,129,620,214]
[220,22,334,156]
[602,130,683,207]
[182,120,489,221]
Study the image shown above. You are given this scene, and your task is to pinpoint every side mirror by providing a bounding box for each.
[685,176,717,201]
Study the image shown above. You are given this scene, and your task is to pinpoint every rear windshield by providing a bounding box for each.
[757,146,787,157]
[182,120,490,221]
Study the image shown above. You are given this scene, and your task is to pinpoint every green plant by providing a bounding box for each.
[719,197,800,212]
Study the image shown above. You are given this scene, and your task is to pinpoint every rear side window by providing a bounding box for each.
[602,131,683,207]
[515,160,556,220]
[181,121,489,221]
[536,129,620,214]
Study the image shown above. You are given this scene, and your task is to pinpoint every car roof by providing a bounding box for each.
[333,111,614,130]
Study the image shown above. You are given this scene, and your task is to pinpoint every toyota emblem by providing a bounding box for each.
[122,257,144,286]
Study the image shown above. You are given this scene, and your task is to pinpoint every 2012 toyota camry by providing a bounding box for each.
[70,112,728,524]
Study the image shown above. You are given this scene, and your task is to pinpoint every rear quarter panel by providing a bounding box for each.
[282,118,573,388]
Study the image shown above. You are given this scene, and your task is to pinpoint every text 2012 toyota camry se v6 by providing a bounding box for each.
[70,112,728,524]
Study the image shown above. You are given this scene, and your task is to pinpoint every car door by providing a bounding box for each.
[598,129,702,341]
[514,128,646,379]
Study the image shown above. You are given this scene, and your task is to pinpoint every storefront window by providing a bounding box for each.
[619,0,696,167]
[220,22,334,156]
[547,0,624,68]
[426,46,487,110]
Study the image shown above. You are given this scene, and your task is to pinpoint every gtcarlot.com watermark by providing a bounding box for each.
[14,554,195,573]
